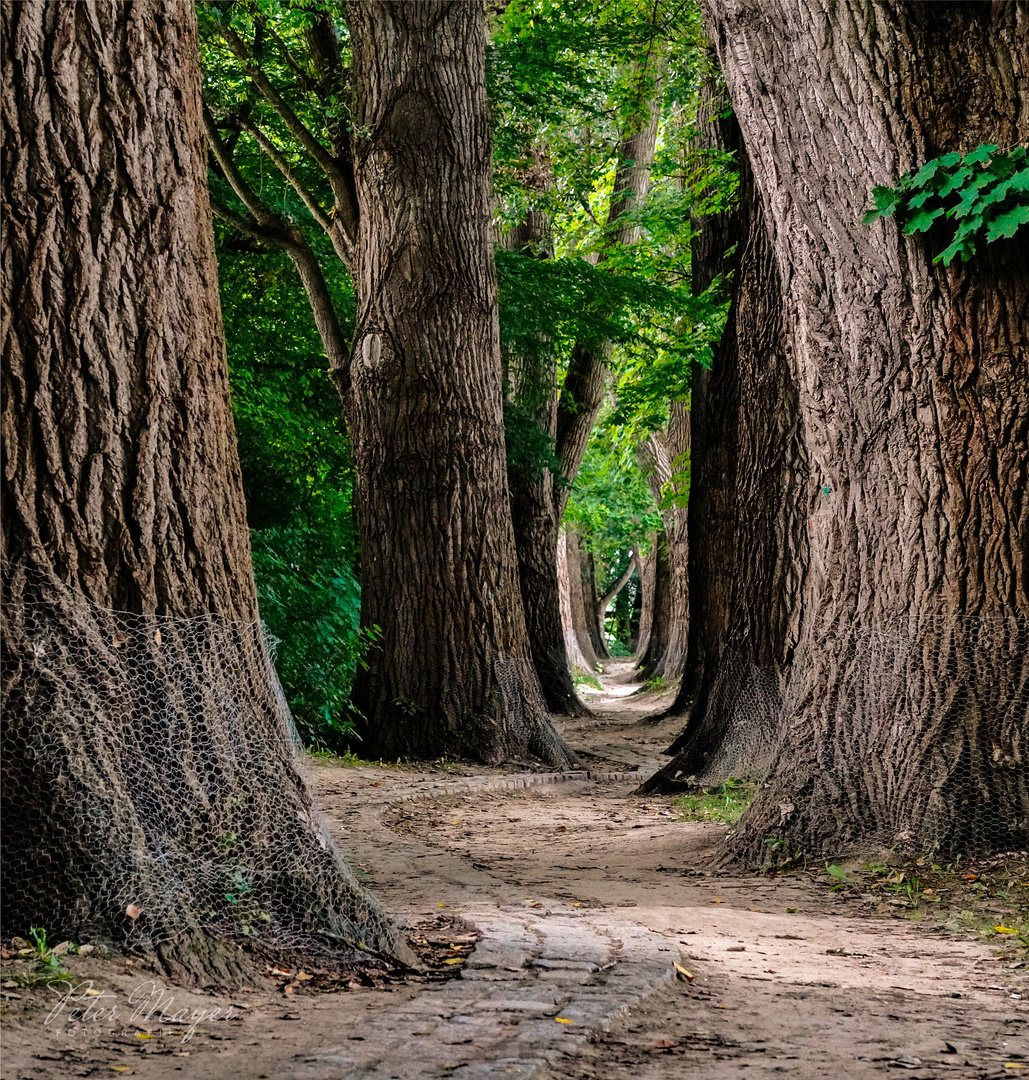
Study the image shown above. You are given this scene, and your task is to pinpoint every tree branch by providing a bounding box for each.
[216,20,358,239]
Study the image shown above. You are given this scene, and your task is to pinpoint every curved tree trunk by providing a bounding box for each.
[580,545,609,662]
[640,79,809,794]
[506,209,591,717]
[633,544,658,664]
[1,0,407,983]
[705,0,1029,860]
[344,1,577,768]
[562,528,601,673]
[635,410,690,682]
[596,554,635,644]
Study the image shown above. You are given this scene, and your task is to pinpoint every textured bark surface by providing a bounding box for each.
[1,0,405,980]
[705,0,1029,859]
[642,84,809,793]
[344,1,576,767]
[633,544,658,663]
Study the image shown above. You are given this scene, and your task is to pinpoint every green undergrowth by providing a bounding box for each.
[815,853,1029,955]
[670,779,757,825]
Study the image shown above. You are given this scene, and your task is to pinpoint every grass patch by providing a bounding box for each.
[670,779,756,825]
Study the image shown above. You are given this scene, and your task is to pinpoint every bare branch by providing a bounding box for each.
[217,22,354,213]
[234,114,334,232]
[203,105,285,232]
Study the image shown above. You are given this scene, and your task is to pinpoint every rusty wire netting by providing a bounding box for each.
[1,567,404,964]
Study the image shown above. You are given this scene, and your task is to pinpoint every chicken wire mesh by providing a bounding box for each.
[1,566,405,965]
[659,613,1029,856]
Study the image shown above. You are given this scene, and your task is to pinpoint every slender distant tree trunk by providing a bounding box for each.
[627,563,643,651]
[344,1,577,767]
[1,0,407,982]
[640,79,809,794]
[506,208,590,717]
[635,408,690,681]
[596,555,635,644]
[557,528,596,675]
[634,544,658,664]
[562,529,601,672]
[705,0,1029,860]
[580,546,609,661]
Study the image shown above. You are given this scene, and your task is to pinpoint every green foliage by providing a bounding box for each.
[27,927,66,975]
[217,244,370,751]
[670,779,756,825]
[606,638,634,658]
[251,528,376,751]
[864,144,1029,265]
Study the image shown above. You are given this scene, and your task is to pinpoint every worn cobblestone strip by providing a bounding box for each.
[296,772,675,1080]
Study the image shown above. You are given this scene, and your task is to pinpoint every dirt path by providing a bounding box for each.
[2,665,1026,1079]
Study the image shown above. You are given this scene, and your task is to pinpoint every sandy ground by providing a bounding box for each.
[2,663,1026,1079]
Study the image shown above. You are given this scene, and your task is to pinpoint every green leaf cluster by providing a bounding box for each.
[864,144,1029,265]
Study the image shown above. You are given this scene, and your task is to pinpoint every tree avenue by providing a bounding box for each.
[700,0,1029,861]
[1,0,407,981]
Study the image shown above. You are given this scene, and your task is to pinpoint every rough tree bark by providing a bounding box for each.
[705,0,1028,859]
[343,1,577,767]
[1,0,406,983]
[560,528,602,673]
[639,77,809,794]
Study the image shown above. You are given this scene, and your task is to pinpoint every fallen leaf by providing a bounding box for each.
[110,1070,131,1075]
[125,904,142,919]
[283,985,294,994]
[154,630,162,645]
[555,1017,574,1024]
[1005,1065,1029,1071]
[113,633,127,648]
[711,898,725,904]
[295,971,313,981]
[786,907,798,914]
[134,1032,155,1040]
[370,782,383,788]
[266,967,291,977]
[995,926,1017,934]
[442,958,463,965]
[556,826,567,832]
[438,903,447,908]
[673,962,695,983]
[85,988,103,997]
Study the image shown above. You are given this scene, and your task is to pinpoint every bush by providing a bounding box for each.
[251,527,376,751]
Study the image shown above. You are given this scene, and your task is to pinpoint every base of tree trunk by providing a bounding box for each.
[717,616,1029,866]
[1,570,413,986]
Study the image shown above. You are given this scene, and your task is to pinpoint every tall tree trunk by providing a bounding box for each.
[557,527,597,675]
[635,408,690,681]
[344,1,576,768]
[581,545,609,661]
[596,554,636,645]
[1,0,407,983]
[640,78,809,794]
[634,543,658,664]
[705,0,1029,860]
[506,209,591,717]
[562,528,601,672]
